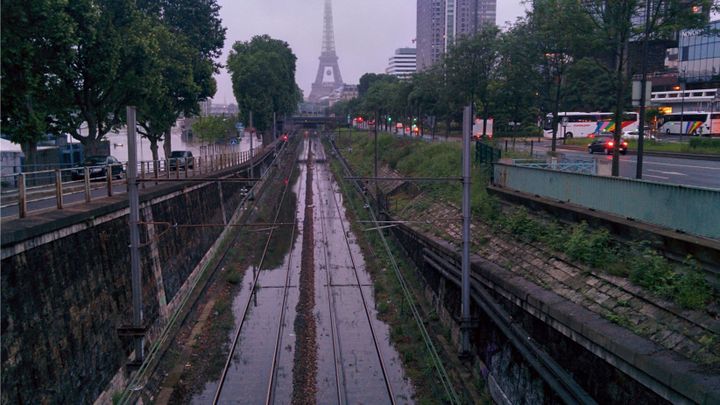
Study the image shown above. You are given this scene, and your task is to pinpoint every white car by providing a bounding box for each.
[622,130,656,140]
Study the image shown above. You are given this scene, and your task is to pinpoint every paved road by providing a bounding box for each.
[530,142,720,189]
[387,131,720,189]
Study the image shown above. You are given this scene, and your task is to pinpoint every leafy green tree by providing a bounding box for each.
[136,0,225,160]
[135,26,201,162]
[358,73,397,97]
[581,0,710,175]
[530,0,592,152]
[1,0,74,163]
[561,58,615,111]
[191,115,236,143]
[445,25,502,138]
[494,20,543,132]
[227,35,302,137]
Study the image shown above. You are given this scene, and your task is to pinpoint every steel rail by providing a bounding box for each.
[314,145,347,405]
[322,137,397,405]
[328,136,461,404]
[114,141,290,405]
[264,165,302,405]
[213,141,300,404]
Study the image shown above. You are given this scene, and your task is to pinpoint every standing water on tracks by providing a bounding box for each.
[191,137,413,404]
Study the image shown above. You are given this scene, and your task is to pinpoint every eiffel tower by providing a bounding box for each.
[308,0,344,102]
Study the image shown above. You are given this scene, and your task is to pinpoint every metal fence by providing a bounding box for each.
[494,163,720,239]
[1,150,255,219]
[475,142,502,165]
[513,158,597,175]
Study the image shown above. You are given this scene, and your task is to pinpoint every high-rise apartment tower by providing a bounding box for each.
[416,0,496,71]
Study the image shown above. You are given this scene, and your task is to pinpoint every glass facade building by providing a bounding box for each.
[679,20,720,83]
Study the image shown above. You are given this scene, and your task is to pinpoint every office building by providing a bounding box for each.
[678,20,720,84]
[416,0,496,71]
[386,48,417,79]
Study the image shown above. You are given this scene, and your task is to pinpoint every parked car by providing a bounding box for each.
[71,155,124,180]
[587,136,628,155]
[169,150,194,170]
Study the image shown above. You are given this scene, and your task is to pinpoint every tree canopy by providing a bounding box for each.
[227,35,302,134]
[1,0,226,160]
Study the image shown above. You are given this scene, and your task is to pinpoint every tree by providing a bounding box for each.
[227,35,302,137]
[530,0,592,152]
[135,26,201,162]
[580,0,710,175]
[358,73,397,98]
[191,115,235,143]
[445,25,502,138]
[139,0,225,158]
[494,20,544,132]
[1,0,75,164]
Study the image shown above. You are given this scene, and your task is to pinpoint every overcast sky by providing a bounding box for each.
[211,0,529,104]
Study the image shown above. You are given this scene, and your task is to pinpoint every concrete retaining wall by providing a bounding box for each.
[494,163,720,239]
[0,146,279,404]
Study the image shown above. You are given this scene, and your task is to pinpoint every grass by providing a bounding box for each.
[336,132,714,311]
[564,136,720,154]
[326,141,488,403]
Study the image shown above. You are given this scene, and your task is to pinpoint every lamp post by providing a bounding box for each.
[635,0,652,179]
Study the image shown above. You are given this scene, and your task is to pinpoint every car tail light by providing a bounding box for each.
[607,141,614,147]
[622,141,628,147]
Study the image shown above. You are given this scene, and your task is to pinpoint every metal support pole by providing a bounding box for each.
[140,162,146,189]
[107,167,113,197]
[680,81,685,140]
[127,106,144,363]
[273,111,277,140]
[55,169,63,209]
[636,0,652,179]
[18,173,26,218]
[249,111,254,178]
[84,168,91,202]
[461,105,472,357]
[374,109,379,199]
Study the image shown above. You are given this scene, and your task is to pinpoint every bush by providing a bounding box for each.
[689,137,720,149]
[629,251,712,309]
[563,222,611,267]
[629,249,676,298]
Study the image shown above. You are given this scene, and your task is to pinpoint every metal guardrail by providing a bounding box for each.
[494,163,720,239]
[1,151,254,219]
[513,158,597,175]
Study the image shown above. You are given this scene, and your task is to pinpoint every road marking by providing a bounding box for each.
[628,159,720,171]
[644,174,670,180]
[647,169,687,176]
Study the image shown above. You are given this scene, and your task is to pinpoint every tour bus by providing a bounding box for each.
[658,111,720,136]
[543,112,639,139]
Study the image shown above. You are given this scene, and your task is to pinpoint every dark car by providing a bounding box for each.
[587,136,628,155]
[169,150,194,170]
[71,155,124,180]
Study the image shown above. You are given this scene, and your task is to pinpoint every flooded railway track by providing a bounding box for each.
[312,137,404,404]
[210,140,303,404]
[205,137,412,404]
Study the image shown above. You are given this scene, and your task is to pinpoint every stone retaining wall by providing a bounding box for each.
[0,146,279,404]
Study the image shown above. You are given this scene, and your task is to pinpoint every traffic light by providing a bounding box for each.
[387,116,392,122]
[412,117,417,123]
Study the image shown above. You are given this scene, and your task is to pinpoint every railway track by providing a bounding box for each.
[312,137,398,404]
[212,138,302,404]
